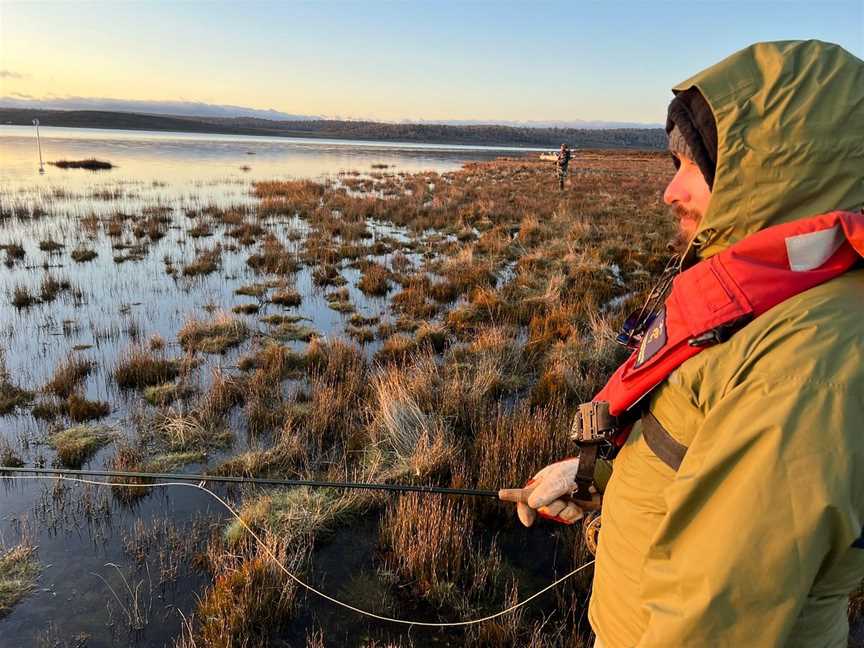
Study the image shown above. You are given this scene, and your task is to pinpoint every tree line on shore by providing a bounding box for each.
[0,108,666,149]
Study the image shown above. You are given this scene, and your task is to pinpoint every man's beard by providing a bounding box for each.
[668,204,702,253]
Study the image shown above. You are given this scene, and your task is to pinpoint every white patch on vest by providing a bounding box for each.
[785,225,845,272]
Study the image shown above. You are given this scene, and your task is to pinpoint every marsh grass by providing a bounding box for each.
[108,443,151,504]
[11,285,36,309]
[0,439,24,468]
[0,541,40,617]
[270,288,302,307]
[178,313,249,354]
[0,354,34,415]
[50,158,113,170]
[71,247,98,262]
[45,355,94,398]
[114,346,182,389]
[182,245,222,277]
[65,393,110,422]
[357,262,392,296]
[50,424,116,468]
[3,153,679,646]
[143,382,183,406]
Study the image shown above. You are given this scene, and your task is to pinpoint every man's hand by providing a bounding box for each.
[498,458,599,527]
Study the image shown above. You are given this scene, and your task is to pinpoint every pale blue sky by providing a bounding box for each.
[1,1,862,123]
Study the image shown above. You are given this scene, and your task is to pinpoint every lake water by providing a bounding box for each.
[1,124,543,189]
[0,126,570,647]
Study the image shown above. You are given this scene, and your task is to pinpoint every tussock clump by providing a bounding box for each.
[50,424,116,468]
[71,247,97,262]
[0,440,24,468]
[213,423,305,479]
[254,178,325,215]
[114,345,181,389]
[415,321,449,353]
[447,326,527,403]
[144,450,206,472]
[154,408,232,453]
[143,382,190,406]
[38,239,64,252]
[108,443,151,503]
[232,303,260,315]
[326,288,354,313]
[0,355,34,415]
[226,487,366,548]
[65,393,110,422]
[374,334,418,366]
[45,355,94,398]
[380,493,475,605]
[271,320,318,342]
[235,283,268,298]
[0,541,40,617]
[531,314,626,406]
[311,263,346,287]
[39,275,71,303]
[346,325,374,344]
[188,539,308,648]
[30,400,64,421]
[270,288,302,307]
[182,245,222,277]
[246,236,299,275]
[368,363,455,481]
[357,262,391,296]
[391,281,437,320]
[50,158,113,170]
[1,242,25,264]
[178,313,249,354]
[10,285,36,309]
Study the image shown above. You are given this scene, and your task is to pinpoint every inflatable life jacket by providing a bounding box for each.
[570,210,864,500]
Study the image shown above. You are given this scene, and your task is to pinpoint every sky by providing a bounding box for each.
[1,0,862,125]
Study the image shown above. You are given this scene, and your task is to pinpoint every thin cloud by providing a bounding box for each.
[0,70,26,79]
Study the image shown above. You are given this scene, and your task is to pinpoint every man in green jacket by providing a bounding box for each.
[502,40,864,646]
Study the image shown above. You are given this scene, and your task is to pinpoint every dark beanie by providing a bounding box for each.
[665,87,718,189]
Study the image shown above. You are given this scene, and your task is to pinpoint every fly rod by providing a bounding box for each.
[0,466,499,498]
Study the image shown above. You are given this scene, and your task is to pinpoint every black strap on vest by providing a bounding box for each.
[641,412,688,471]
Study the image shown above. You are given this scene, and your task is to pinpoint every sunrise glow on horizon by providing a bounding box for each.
[1,1,862,124]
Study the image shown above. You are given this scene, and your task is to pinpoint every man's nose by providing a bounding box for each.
[663,169,691,206]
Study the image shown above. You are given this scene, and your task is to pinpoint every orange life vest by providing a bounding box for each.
[596,210,864,436]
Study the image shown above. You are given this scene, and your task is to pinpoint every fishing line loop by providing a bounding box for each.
[3,473,594,628]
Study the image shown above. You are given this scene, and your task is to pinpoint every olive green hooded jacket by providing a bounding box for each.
[589,40,864,647]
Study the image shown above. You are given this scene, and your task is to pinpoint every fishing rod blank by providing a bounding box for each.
[0,466,499,498]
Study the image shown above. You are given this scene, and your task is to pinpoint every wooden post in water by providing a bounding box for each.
[32,118,44,174]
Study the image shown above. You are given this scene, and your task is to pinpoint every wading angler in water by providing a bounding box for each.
[501,40,864,647]
[556,143,571,190]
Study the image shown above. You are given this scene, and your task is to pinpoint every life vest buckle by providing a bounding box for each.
[570,401,618,444]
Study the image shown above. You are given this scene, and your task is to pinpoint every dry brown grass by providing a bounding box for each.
[0,353,34,415]
[358,261,392,296]
[178,313,249,354]
[65,393,110,422]
[177,152,675,645]
[182,245,222,277]
[114,345,181,389]
[45,355,94,398]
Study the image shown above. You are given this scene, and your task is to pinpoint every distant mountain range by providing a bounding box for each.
[0,96,663,130]
[0,106,667,150]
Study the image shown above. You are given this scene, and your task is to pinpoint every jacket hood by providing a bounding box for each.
[673,40,864,259]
